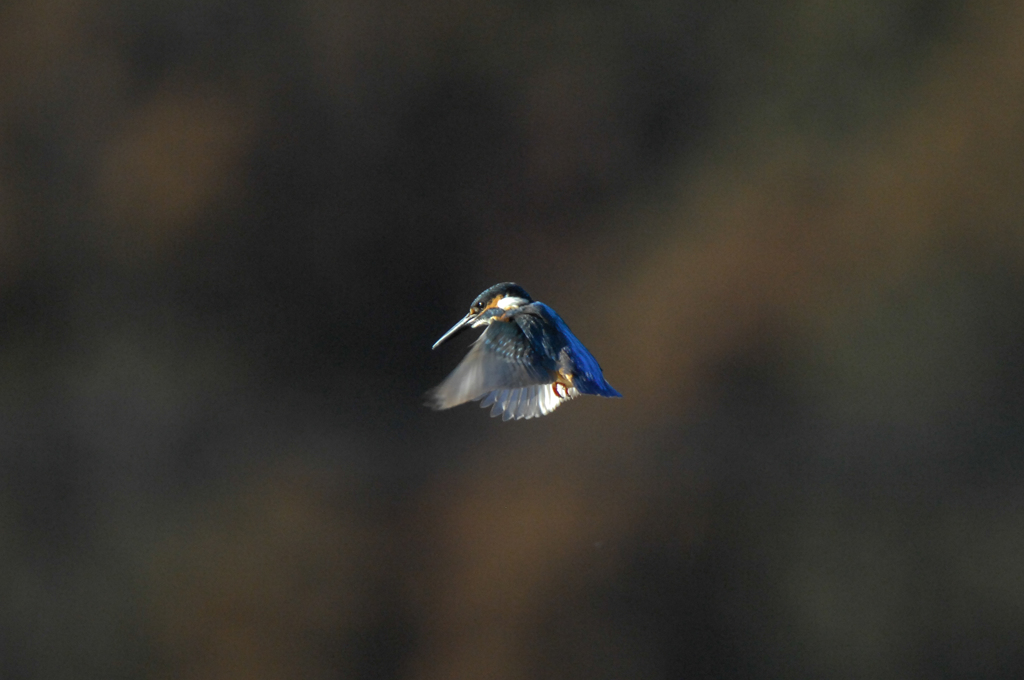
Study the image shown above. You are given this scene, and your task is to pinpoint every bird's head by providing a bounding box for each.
[432,282,532,349]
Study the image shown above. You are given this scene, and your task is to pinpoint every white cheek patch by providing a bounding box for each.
[497,296,529,310]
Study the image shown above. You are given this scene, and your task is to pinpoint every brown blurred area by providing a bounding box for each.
[2,0,1024,678]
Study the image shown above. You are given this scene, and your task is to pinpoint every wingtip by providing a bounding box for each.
[423,388,446,411]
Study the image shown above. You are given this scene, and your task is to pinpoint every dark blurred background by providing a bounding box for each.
[2,0,1024,678]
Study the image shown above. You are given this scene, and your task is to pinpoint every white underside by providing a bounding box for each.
[476,383,580,421]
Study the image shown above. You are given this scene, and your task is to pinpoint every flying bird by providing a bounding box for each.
[427,282,621,420]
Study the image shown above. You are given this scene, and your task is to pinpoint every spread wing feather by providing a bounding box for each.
[426,319,552,411]
[479,383,579,420]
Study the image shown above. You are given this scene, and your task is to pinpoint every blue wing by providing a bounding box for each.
[524,303,622,398]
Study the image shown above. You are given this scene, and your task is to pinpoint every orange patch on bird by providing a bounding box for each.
[481,295,504,312]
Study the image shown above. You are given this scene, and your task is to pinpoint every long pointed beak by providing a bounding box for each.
[432,313,475,350]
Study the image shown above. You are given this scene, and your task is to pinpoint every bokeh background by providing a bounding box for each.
[2,0,1024,678]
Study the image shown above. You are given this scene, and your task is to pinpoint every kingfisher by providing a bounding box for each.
[427,282,622,420]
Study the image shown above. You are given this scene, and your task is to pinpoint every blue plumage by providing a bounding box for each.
[518,302,622,398]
